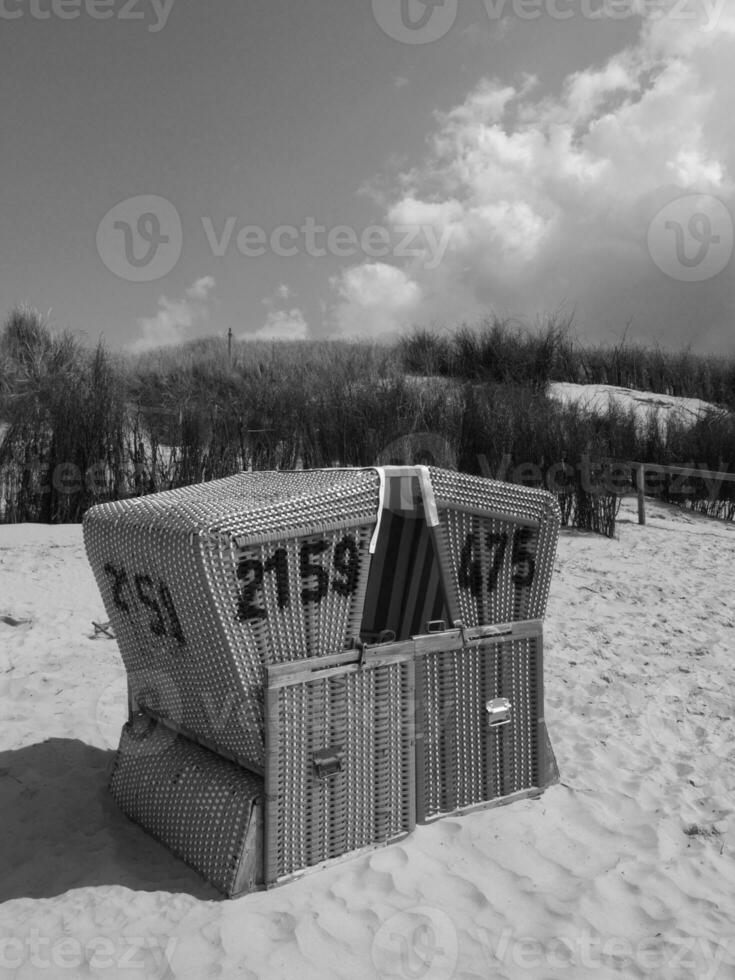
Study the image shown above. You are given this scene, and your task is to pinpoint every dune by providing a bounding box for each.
[548,382,730,433]
[1,495,734,979]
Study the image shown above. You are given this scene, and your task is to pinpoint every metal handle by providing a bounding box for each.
[313,745,344,779]
[486,697,512,728]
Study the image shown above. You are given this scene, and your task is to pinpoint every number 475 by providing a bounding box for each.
[458,528,535,597]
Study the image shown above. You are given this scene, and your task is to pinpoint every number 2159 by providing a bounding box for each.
[236,534,360,622]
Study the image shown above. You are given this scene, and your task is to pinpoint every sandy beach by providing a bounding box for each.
[1,495,734,979]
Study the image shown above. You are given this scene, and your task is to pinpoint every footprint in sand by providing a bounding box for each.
[641,675,732,767]
[1,615,32,628]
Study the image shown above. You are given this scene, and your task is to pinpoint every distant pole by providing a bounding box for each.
[227,327,233,364]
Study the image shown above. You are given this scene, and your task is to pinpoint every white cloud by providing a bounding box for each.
[331,262,422,339]
[185,275,216,301]
[131,276,216,353]
[331,4,735,348]
[253,307,309,341]
[242,284,309,341]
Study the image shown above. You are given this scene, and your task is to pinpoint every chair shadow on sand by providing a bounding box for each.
[0,738,221,902]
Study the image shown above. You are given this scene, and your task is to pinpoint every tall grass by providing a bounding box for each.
[398,313,578,389]
[399,314,735,407]
[0,307,130,521]
[1,307,734,536]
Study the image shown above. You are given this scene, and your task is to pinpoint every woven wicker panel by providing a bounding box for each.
[264,653,415,886]
[415,625,544,821]
[109,715,264,897]
[230,526,374,664]
[83,470,380,771]
[427,468,560,627]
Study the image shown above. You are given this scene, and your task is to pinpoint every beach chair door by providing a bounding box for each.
[413,621,552,822]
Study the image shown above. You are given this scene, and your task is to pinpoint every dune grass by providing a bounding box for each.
[1,307,733,534]
[399,314,735,406]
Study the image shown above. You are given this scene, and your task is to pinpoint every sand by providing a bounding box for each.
[548,382,729,432]
[1,496,735,980]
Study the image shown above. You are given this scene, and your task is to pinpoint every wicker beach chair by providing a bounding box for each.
[85,466,560,895]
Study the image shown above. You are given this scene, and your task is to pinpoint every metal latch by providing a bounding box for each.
[313,746,344,779]
[486,698,512,728]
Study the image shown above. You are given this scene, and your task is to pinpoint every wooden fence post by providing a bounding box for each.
[637,463,646,525]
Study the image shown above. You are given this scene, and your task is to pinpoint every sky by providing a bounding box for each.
[0,0,733,353]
